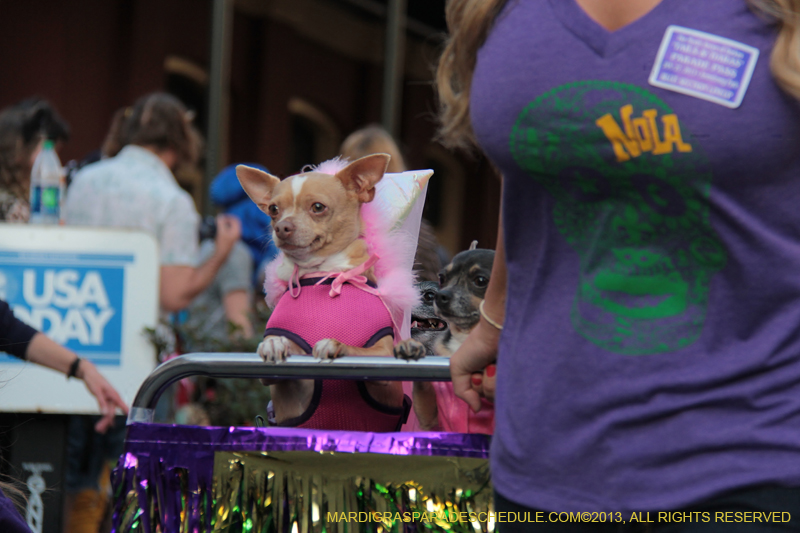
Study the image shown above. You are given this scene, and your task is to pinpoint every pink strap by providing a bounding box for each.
[288,255,380,298]
[322,254,380,298]
[288,264,302,298]
[289,254,403,340]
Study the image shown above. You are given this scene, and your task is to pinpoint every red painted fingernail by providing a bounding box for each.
[486,364,496,377]
[471,375,483,386]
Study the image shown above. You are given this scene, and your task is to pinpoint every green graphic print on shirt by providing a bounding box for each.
[510,81,727,355]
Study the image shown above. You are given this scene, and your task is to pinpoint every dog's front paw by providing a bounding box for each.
[313,338,346,361]
[258,336,292,363]
[393,339,426,361]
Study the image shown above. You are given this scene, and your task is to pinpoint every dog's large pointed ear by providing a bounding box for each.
[236,165,281,211]
[335,153,390,203]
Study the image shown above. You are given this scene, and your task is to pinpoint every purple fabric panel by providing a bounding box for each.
[113,424,491,532]
[123,423,491,458]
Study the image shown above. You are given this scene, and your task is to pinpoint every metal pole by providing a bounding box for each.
[128,353,451,422]
[204,0,233,216]
[381,0,407,138]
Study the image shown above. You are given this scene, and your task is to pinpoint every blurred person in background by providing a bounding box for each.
[61,92,240,533]
[182,214,255,351]
[0,98,70,222]
[64,92,241,313]
[340,124,407,173]
[208,163,279,294]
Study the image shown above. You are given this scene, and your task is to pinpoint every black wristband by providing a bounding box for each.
[67,357,82,380]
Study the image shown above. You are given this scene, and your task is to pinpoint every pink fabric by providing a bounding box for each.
[264,236,418,338]
[433,382,495,435]
[265,280,405,431]
[266,281,392,349]
[297,380,406,432]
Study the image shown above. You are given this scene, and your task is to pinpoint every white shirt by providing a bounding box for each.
[64,145,199,266]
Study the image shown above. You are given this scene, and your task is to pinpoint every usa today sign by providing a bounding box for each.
[0,225,158,413]
[0,253,126,364]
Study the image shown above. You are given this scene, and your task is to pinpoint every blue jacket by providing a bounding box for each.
[210,164,279,286]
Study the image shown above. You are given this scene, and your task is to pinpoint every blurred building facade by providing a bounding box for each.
[0,0,500,254]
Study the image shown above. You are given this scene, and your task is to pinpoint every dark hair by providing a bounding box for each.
[0,98,70,198]
[102,92,202,167]
[16,98,70,144]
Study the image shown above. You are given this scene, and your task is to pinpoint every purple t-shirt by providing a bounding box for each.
[0,491,31,533]
[471,0,800,512]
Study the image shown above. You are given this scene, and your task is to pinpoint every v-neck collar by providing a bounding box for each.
[548,0,673,58]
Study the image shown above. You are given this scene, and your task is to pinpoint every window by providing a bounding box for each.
[287,98,340,173]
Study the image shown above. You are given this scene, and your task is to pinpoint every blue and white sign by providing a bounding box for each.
[0,225,159,414]
[649,25,760,109]
[0,252,129,366]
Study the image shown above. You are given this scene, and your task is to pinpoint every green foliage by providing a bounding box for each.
[143,303,273,427]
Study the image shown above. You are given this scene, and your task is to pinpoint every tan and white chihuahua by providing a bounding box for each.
[237,154,418,428]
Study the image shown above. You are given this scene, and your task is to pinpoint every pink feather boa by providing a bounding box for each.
[263,159,420,341]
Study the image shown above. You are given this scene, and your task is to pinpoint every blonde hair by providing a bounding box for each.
[340,125,407,173]
[749,0,800,99]
[436,0,800,149]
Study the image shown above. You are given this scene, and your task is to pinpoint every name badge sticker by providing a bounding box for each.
[649,25,759,108]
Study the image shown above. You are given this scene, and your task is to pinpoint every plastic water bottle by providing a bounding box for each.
[29,140,64,224]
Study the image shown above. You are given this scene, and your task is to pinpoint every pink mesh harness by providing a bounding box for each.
[264,271,410,431]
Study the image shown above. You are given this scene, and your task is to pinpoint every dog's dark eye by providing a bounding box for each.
[268,204,279,216]
[422,289,436,303]
[473,275,489,288]
[311,202,327,214]
[438,273,446,287]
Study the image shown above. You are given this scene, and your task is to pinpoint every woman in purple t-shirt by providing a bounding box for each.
[439,0,800,530]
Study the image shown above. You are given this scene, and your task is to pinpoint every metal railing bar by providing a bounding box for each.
[131,353,451,411]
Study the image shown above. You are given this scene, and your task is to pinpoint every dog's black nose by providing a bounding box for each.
[275,219,295,238]
[436,289,452,307]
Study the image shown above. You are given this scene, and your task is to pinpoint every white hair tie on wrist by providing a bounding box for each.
[479,299,503,330]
